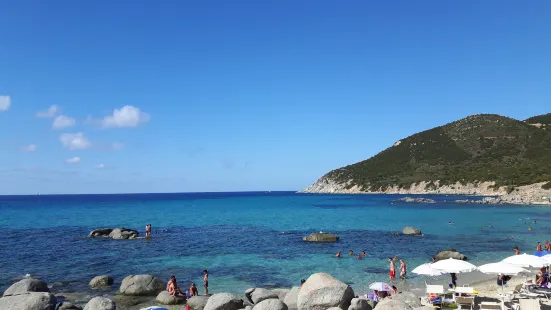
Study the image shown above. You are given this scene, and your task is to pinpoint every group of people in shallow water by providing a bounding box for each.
[335,251,407,280]
[335,250,367,260]
[166,270,209,300]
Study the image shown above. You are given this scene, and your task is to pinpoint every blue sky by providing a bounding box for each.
[1,1,550,194]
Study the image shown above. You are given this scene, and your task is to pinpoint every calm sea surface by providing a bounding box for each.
[0,192,549,295]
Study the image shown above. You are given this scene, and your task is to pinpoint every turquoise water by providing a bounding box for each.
[0,192,549,296]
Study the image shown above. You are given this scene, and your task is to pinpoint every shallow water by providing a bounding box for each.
[0,192,548,295]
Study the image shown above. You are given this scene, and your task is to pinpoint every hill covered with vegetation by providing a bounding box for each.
[307,113,551,193]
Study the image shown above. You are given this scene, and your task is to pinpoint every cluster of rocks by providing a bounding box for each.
[303,232,339,242]
[434,249,467,261]
[88,228,139,240]
[395,197,436,204]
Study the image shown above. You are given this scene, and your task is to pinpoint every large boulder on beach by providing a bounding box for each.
[302,232,339,242]
[373,299,412,310]
[57,301,83,310]
[283,287,300,310]
[119,275,165,296]
[327,308,343,310]
[109,228,139,240]
[348,298,372,310]
[272,289,290,300]
[3,278,50,297]
[390,292,421,308]
[204,293,244,310]
[88,228,113,237]
[246,288,279,304]
[156,291,184,305]
[297,273,354,310]
[0,292,57,310]
[252,299,288,310]
[188,296,211,310]
[89,276,113,288]
[434,249,467,261]
[83,296,116,310]
[402,227,422,236]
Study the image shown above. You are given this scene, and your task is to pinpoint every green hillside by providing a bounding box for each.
[322,114,551,191]
[526,113,551,130]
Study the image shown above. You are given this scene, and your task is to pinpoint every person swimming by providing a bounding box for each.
[513,246,520,255]
[349,250,354,256]
[336,250,342,258]
[362,251,367,257]
[356,254,362,260]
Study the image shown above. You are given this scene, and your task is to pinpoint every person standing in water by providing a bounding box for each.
[537,242,543,251]
[145,224,152,238]
[389,258,396,280]
[336,250,342,258]
[545,241,551,251]
[203,269,209,295]
[362,251,367,257]
[399,259,407,279]
[513,246,520,255]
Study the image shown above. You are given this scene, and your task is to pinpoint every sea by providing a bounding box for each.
[0,192,549,297]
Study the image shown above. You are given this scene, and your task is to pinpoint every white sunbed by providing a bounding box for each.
[455,296,475,310]
[519,298,541,310]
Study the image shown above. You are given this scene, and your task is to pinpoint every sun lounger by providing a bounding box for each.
[479,301,501,310]
[519,298,540,310]
[425,285,444,308]
[455,296,474,310]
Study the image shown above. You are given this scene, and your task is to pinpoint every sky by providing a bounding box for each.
[1,1,550,194]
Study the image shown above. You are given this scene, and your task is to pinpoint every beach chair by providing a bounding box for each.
[455,296,474,310]
[425,285,444,309]
[519,298,540,310]
[479,301,501,310]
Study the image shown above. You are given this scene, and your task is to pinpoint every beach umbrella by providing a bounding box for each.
[502,253,548,268]
[368,282,394,292]
[430,258,477,273]
[533,251,551,257]
[477,262,527,276]
[412,263,444,276]
[542,255,551,264]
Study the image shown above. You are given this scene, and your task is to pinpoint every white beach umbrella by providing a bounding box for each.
[412,263,445,276]
[478,262,527,276]
[542,255,551,264]
[430,258,477,273]
[502,253,549,268]
[369,282,394,292]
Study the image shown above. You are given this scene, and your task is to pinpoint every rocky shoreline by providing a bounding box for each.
[300,179,551,206]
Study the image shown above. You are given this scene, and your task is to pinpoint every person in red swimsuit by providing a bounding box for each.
[389,257,396,280]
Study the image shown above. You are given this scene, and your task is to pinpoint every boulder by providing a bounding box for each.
[327,308,343,310]
[119,275,165,296]
[373,299,412,310]
[246,288,278,304]
[109,228,139,240]
[89,276,114,288]
[297,273,354,310]
[389,292,421,308]
[188,295,211,310]
[413,307,433,310]
[252,299,288,310]
[83,297,116,310]
[402,227,422,236]
[283,287,300,310]
[0,292,57,310]
[303,233,339,242]
[365,299,377,309]
[434,249,467,261]
[156,291,184,305]
[348,298,372,310]
[204,293,244,310]
[57,301,83,310]
[3,278,50,297]
[88,228,113,238]
[396,197,435,204]
[271,289,290,300]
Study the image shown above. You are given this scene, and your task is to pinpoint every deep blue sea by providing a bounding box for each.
[1,192,549,296]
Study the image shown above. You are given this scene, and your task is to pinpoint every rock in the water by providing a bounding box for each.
[297,273,354,310]
[188,296,211,310]
[119,275,165,296]
[156,291,184,305]
[247,288,278,304]
[252,299,288,310]
[0,292,57,310]
[283,287,300,310]
[3,278,50,297]
[390,292,421,308]
[434,249,467,261]
[83,297,116,310]
[88,228,113,238]
[396,197,436,204]
[89,276,114,288]
[373,299,412,310]
[271,289,290,300]
[348,298,372,310]
[402,227,422,236]
[302,232,339,242]
[58,301,83,310]
[109,228,139,240]
[204,293,244,310]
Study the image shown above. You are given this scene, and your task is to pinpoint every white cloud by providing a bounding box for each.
[95,164,105,169]
[60,132,91,150]
[52,115,76,129]
[36,105,59,118]
[20,144,37,152]
[98,105,150,128]
[65,157,81,164]
[0,96,11,111]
